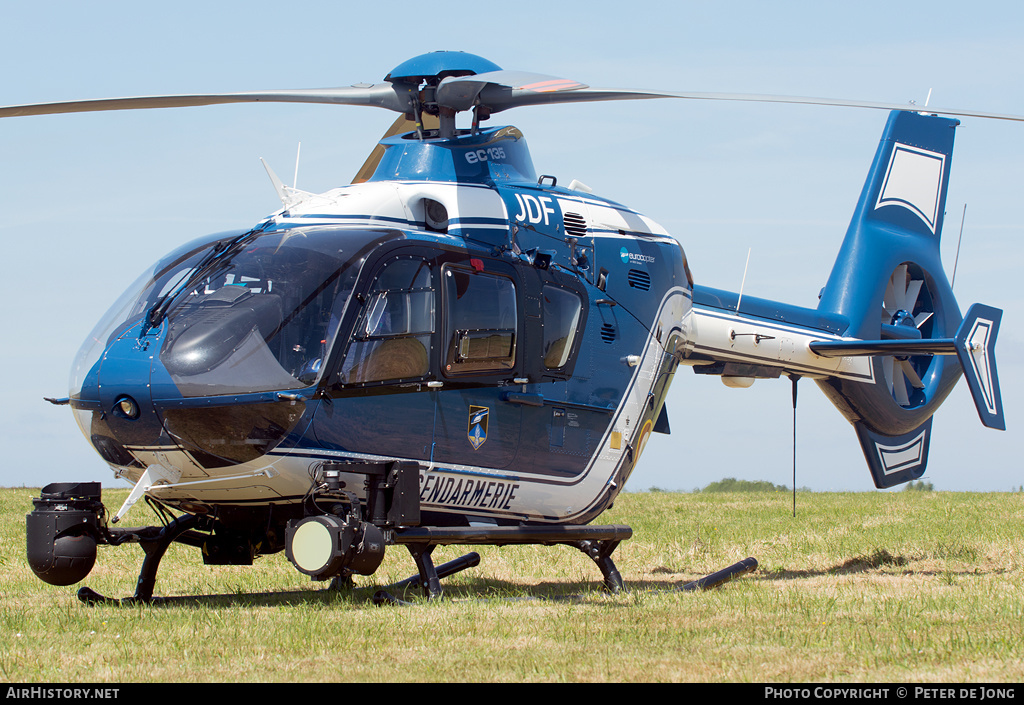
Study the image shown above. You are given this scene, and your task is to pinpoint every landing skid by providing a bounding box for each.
[71,515,756,606]
[382,524,632,600]
[77,513,209,605]
[374,549,759,605]
[35,470,749,606]
[76,517,631,605]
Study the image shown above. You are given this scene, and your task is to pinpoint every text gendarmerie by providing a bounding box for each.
[419,473,519,510]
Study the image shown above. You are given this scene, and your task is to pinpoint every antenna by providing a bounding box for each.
[951,203,967,290]
[789,374,799,517]
[293,142,302,190]
[735,247,752,315]
[913,89,934,116]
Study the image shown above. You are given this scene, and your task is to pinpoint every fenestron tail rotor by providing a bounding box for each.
[880,264,935,407]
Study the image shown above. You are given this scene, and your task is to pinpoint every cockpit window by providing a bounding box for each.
[158,229,371,396]
[71,227,387,400]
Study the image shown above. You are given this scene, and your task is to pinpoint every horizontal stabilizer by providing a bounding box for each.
[855,418,931,489]
[810,303,1004,430]
[810,338,959,358]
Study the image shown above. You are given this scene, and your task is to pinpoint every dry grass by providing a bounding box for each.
[2,487,1023,682]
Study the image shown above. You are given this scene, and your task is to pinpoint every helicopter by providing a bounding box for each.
[9,50,1011,604]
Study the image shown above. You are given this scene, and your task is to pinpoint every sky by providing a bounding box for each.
[1,0,1022,495]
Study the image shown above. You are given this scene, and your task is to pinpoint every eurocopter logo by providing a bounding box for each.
[620,247,655,265]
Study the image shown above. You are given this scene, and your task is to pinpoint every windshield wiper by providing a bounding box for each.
[145,229,264,331]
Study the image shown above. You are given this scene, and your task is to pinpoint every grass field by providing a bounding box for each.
[1,486,1022,682]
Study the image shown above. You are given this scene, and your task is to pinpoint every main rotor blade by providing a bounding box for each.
[632,89,1024,123]
[461,79,1024,123]
[4,72,1022,125]
[0,84,411,119]
[436,71,589,112]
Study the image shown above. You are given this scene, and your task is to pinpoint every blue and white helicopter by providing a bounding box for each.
[10,51,1011,603]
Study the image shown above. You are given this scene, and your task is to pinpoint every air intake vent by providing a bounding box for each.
[627,269,651,291]
[600,324,617,344]
[563,212,588,237]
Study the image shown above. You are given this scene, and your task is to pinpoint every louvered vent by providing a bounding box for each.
[627,269,651,291]
[600,324,617,344]
[563,212,588,237]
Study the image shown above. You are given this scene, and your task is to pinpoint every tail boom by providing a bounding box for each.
[683,110,1004,489]
[686,287,875,383]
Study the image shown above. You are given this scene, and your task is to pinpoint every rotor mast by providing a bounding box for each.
[385,51,502,140]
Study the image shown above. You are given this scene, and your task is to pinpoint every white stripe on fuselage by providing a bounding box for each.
[689,305,875,383]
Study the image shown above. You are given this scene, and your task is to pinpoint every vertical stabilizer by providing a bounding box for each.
[819,110,960,340]
[815,111,968,488]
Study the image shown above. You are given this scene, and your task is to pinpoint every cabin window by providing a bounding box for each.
[442,264,517,375]
[340,257,435,385]
[542,285,582,369]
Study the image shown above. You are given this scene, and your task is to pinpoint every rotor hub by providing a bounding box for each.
[385,51,502,85]
[891,309,916,328]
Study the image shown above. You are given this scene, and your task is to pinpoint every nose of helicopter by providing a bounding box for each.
[75,316,313,474]
[69,225,363,473]
[73,322,165,469]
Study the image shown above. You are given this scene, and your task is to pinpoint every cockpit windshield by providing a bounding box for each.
[71,227,387,400]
